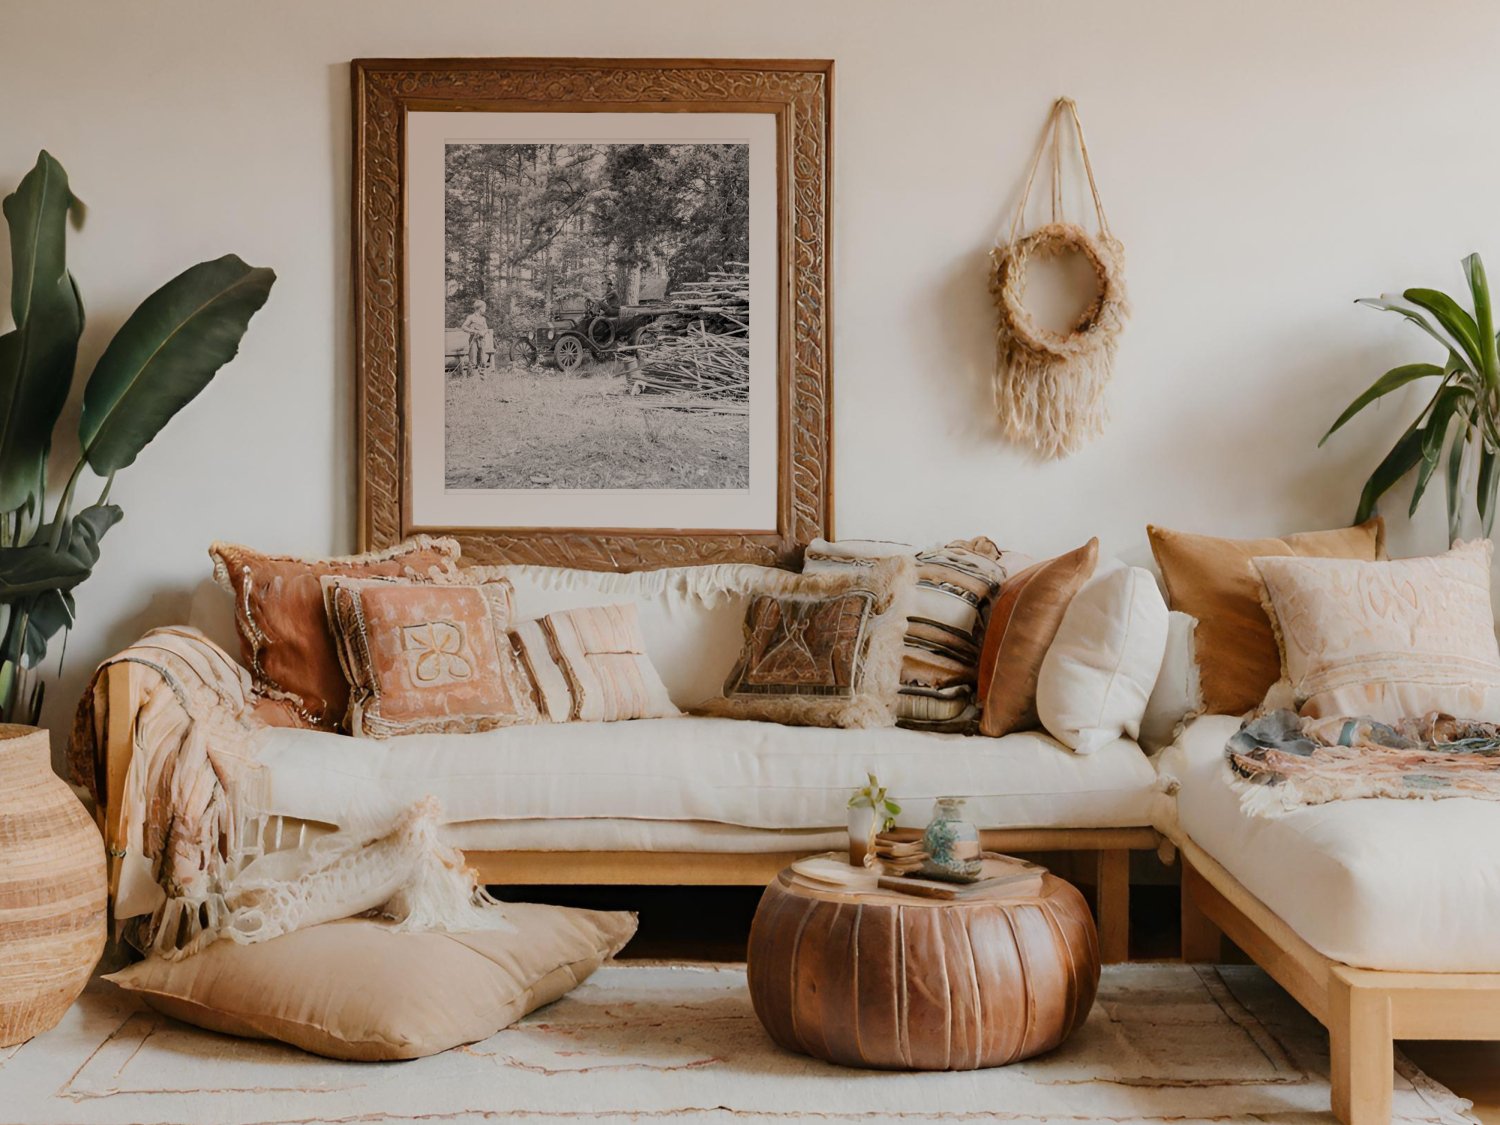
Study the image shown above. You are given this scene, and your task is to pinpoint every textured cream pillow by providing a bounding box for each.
[1138,611,1202,752]
[105,904,637,1061]
[1036,564,1169,753]
[510,603,679,723]
[1254,540,1500,722]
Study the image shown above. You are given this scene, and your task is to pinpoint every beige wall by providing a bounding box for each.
[2,0,1497,742]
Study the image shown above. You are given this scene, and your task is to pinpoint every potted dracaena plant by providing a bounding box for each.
[0,150,274,724]
[1323,253,1500,544]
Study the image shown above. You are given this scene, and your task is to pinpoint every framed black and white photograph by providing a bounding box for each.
[353,59,834,569]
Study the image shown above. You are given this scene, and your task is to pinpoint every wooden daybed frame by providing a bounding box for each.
[1178,834,1500,1125]
[99,662,1156,963]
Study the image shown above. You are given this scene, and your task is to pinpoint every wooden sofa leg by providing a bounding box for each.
[1179,858,1224,963]
[1094,848,1129,964]
[1328,968,1393,1125]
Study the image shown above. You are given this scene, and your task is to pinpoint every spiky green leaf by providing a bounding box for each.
[1404,287,1484,373]
[1481,447,1500,536]
[1321,363,1443,445]
[1355,421,1426,524]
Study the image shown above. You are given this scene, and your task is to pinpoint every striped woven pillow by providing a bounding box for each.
[803,538,1026,732]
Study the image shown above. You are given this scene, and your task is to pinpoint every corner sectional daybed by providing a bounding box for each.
[1160,714,1500,1125]
[91,560,1162,965]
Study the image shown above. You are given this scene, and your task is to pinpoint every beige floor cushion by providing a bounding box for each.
[105,903,637,1060]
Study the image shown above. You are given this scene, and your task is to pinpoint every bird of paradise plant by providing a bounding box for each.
[0,151,274,724]
[1323,253,1500,545]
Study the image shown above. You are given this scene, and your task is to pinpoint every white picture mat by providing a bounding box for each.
[405,110,779,531]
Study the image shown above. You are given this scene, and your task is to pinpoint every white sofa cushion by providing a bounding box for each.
[249,717,1158,834]
[1158,714,1500,972]
[1036,564,1168,754]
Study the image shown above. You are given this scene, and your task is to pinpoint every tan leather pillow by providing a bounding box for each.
[210,537,460,729]
[323,575,540,737]
[1147,518,1385,716]
[105,904,637,1061]
[977,539,1099,737]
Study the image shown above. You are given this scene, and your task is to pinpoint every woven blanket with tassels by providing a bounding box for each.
[69,627,509,959]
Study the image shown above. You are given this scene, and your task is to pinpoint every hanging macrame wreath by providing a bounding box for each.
[991,98,1129,460]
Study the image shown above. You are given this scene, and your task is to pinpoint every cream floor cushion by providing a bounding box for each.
[1157,714,1500,972]
[248,716,1159,833]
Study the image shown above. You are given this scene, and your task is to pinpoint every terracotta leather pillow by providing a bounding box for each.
[323,575,540,738]
[977,539,1098,738]
[105,904,637,1061]
[1147,518,1385,716]
[210,537,461,730]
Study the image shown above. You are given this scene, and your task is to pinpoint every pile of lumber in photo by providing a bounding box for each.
[621,263,750,408]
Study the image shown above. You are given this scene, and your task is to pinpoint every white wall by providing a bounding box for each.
[2,0,1497,745]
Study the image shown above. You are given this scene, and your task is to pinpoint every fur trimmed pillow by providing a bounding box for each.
[322,574,540,738]
[210,537,461,730]
[699,555,916,729]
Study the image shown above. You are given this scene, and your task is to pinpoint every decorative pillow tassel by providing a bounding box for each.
[991,99,1129,459]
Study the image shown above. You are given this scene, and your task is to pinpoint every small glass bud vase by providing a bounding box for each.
[921,797,983,882]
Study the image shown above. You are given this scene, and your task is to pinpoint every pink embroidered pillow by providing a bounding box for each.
[1254,540,1500,722]
[510,603,679,723]
[322,575,539,738]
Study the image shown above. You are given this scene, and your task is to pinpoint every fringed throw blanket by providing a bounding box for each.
[1227,708,1500,816]
[70,627,509,959]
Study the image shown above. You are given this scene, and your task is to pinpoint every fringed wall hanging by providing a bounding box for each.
[991,97,1129,460]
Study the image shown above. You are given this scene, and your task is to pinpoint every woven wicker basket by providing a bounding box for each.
[0,724,106,1046]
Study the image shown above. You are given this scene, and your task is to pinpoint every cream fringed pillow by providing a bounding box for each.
[323,574,539,737]
[1254,540,1500,722]
[699,555,915,729]
[105,905,637,1061]
[510,603,679,723]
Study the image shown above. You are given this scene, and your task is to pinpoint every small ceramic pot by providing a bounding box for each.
[847,805,878,866]
[921,796,983,882]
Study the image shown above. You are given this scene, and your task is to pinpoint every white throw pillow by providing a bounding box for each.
[1036,564,1169,754]
[1138,611,1202,752]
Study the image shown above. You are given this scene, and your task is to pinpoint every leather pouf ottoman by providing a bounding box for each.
[747,866,1099,1070]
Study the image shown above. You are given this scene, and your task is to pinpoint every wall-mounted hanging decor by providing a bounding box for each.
[990,97,1128,461]
[352,58,833,570]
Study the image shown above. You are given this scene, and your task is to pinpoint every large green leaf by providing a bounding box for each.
[1446,410,1471,544]
[79,254,274,473]
[0,542,90,598]
[0,151,83,512]
[1357,296,1473,367]
[1355,421,1426,523]
[1404,287,1483,372]
[1320,362,1443,445]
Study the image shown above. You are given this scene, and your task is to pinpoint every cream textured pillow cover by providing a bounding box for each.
[1137,611,1202,752]
[105,904,637,1061]
[1035,564,1169,754]
[510,603,680,723]
[1254,540,1500,722]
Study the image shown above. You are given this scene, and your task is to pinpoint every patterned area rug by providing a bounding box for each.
[0,962,1475,1124]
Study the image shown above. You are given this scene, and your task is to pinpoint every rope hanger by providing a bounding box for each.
[989,97,1129,461]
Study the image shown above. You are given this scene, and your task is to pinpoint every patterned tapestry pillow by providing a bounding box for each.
[211,537,461,730]
[804,538,1024,731]
[701,555,916,729]
[1254,540,1500,723]
[509,603,679,723]
[322,574,539,738]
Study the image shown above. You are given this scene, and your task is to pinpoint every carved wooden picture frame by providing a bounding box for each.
[352,58,833,569]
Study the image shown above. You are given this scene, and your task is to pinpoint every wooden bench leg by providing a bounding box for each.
[1179,858,1224,963]
[1329,968,1393,1125]
[1094,848,1129,964]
